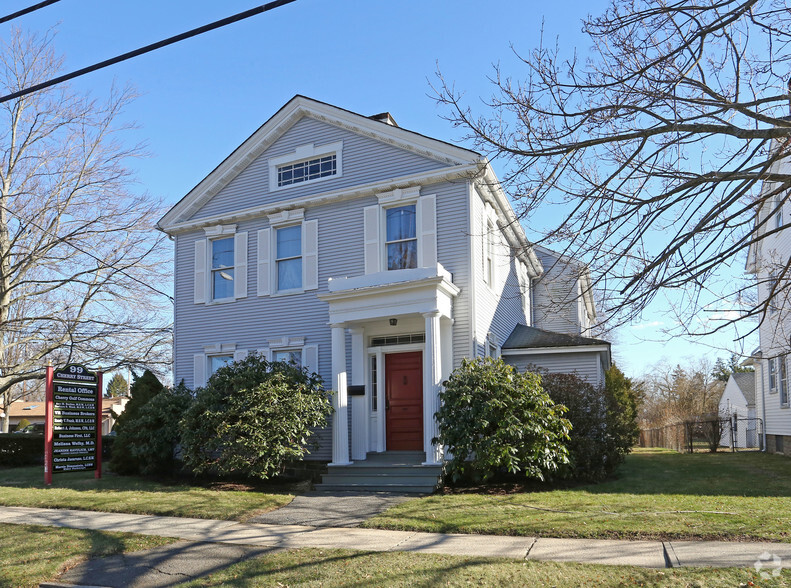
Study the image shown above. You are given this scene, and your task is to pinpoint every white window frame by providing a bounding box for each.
[195,224,248,305]
[364,186,436,275]
[383,202,418,271]
[262,336,318,374]
[274,223,303,293]
[210,236,235,301]
[194,343,247,388]
[782,355,790,408]
[268,141,343,192]
[769,357,778,393]
[775,193,784,230]
[260,208,318,296]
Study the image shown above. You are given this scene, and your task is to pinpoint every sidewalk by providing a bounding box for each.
[3,505,789,572]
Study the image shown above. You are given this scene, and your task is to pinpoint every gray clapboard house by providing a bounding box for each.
[158,96,610,489]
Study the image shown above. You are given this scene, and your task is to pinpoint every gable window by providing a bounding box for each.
[385,204,417,270]
[268,141,343,192]
[277,154,336,187]
[211,237,235,300]
[276,225,302,291]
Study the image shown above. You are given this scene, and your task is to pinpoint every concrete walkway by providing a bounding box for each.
[248,490,413,527]
[1,506,787,586]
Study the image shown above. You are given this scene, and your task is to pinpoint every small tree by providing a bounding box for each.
[434,357,570,483]
[14,418,30,432]
[180,354,332,480]
[603,364,640,460]
[105,374,129,398]
[109,370,166,475]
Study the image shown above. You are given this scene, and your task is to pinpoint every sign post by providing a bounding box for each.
[45,364,102,485]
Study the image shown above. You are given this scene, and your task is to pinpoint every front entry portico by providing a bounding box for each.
[317,265,458,466]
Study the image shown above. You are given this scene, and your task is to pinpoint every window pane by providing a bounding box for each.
[387,240,417,270]
[210,355,233,375]
[278,258,302,290]
[277,225,301,259]
[213,268,234,299]
[386,205,416,242]
[274,350,302,365]
[212,237,234,269]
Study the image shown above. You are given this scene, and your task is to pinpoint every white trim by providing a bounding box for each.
[500,345,611,356]
[157,96,479,230]
[268,208,305,227]
[204,224,237,237]
[269,141,343,193]
[160,163,481,234]
[377,186,421,206]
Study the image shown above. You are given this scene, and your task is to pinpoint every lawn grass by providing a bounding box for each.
[178,547,791,587]
[364,448,791,542]
[0,523,175,588]
[0,465,294,521]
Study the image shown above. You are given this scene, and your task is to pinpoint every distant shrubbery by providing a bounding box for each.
[434,357,571,483]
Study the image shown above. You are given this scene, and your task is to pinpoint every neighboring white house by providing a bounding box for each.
[718,373,757,448]
[157,96,610,469]
[745,119,791,456]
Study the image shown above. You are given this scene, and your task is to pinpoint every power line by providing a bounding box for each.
[0,204,174,303]
[0,0,298,104]
[0,0,61,25]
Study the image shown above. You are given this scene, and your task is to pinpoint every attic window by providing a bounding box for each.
[269,141,343,192]
[277,154,336,187]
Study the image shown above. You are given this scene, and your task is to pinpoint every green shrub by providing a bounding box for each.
[14,419,30,432]
[434,357,570,483]
[180,353,332,480]
[110,381,192,476]
[539,366,640,482]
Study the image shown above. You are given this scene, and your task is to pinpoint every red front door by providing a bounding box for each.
[385,351,423,451]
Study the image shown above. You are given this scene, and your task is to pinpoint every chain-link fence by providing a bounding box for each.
[640,416,764,453]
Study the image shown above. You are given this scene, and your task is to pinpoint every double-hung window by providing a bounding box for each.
[775,193,785,230]
[209,354,233,376]
[385,205,417,270]
[211,237,235,300]
[276,225,302,291]
[273,349,302,365]
[770,357,778,392]
[782,356,790,407]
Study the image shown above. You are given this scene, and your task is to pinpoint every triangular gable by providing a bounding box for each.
[158,95,480,231]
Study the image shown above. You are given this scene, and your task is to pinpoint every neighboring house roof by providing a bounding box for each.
[502,324,609,350]
[730,372,756,406]
[3,401,45,419]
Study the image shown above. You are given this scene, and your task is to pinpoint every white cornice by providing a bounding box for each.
[160,163,482,234]
[158,96,480,230]
[501,345,610,355]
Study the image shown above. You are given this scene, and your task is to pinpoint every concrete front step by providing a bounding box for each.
[315,452,443,493]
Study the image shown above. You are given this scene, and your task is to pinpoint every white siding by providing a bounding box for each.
[533,248,586,336]
[188,117,448,222]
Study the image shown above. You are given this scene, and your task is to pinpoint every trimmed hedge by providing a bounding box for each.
[0,433,44,466]
[0,433,115,467]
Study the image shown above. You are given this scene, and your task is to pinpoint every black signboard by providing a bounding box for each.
[49,364,100,474]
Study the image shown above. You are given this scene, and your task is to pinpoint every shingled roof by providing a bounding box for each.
[503,324,610,350]
[731,372,756,406]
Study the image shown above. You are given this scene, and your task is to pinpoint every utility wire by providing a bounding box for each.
[0,204,175,303]
[0,0,61,25]
[0,0,297,104]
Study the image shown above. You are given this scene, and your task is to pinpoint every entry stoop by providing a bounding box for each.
[315,451,443,493]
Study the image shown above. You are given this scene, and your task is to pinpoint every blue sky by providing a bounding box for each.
[2,0,754,379]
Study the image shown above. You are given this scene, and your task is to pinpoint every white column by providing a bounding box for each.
[330,323,351,466]
[423,311,443,465]
[350,327,368,460]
